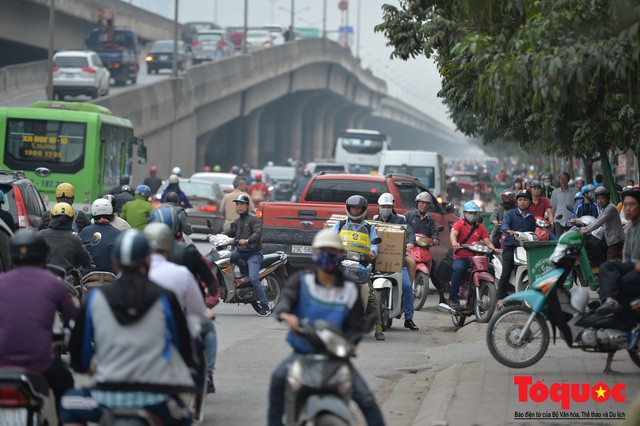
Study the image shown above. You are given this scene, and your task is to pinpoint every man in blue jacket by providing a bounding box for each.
[496,190,536,309]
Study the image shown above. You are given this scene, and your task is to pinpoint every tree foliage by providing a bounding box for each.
[375,0,640,196]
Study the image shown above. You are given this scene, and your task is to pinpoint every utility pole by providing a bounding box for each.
[290,0,294,36]
[46,0,55,100]
[322,0,327,38]
[213,0,218,24]
[172,0,179,78]
[356,0,361,58]
[243,0,248,54]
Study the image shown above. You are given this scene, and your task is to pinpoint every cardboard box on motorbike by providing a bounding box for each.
[324,214,407,273]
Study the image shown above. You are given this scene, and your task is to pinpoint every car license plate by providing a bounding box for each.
[160,55,168,61]
[0,408,27,425]
[291,245,312,254]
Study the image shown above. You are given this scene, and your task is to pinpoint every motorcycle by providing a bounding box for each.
[284,317,376,425]
[534,216,552,241]
[371,268,403,331]
[492,231,538,294]
[449,244,497,327]
[82,271,116,293]
[486,231,640,374]
[205,233,288,314]
[0,367,59,426]
[407,233,435,311]
[46,264,84,308]
[340,251,374,311]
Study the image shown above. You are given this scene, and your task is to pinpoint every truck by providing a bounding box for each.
[258,172,458,269]
[379,150,446,199]
[85,8,140,86]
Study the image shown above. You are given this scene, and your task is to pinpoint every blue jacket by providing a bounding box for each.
[500,208,536,247]
[79,221,122,274]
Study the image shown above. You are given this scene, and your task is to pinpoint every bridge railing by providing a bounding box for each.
[0,60,47,101]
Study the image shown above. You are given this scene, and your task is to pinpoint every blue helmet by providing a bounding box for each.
[582,184,595,193]
[149,206,177,231]
[463,201,481,213]
[135,185,151,198]
[112,230,149,267]
[0,191,4,204]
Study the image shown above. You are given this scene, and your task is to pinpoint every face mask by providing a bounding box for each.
[312,251,341,273]
[544,182,551,187]
[464,213,478,223]
[379,208,392,217]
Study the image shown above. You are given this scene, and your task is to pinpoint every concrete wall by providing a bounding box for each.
[0,61,47,99]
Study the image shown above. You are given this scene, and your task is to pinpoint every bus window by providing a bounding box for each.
[101,124,132,190]
[5,119,85,173]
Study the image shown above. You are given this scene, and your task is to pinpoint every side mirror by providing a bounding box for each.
[371,237,382,245]
[137,142,147,164]
[443,202,455,214]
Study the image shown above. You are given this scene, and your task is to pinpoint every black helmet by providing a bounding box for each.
[345,195,368,221]
[103,194,117,211]
[10,229,49,265]
[112,230,150,267]
[120,175,130,186]
[530,180,542,188]
[594,186,610,198]
[165,191,179,204]
[233,194,251,204]
[121,185,134,195]
[516,189,532,201]
[501,189,516,205]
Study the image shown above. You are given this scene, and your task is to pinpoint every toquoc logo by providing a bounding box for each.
[514,376,626,410]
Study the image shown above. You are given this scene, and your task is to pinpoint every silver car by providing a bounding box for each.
[53,50,110,100]
[191,30,235,64]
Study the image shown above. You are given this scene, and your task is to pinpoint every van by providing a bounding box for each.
[379,150,445,197]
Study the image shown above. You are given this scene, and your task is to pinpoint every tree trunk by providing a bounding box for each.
[582,155,594,184]
[598,145,619,205]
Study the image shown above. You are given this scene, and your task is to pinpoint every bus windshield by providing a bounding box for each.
[340,135,384,154]
[334,129,388,173]
[5,118,86,173]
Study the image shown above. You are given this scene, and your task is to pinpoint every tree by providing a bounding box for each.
[375,0,640,202]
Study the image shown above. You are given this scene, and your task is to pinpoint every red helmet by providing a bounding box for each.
[149,165,158,173]
[202,166,212,172]
[255,172,262,180]
[501,189,516,204]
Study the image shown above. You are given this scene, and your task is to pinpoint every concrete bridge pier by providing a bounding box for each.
[287,93,314,163]
[243,107,264,168]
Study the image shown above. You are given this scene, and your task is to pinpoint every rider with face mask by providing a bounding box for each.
[373,193,419,330]
[448,202,496,311]
[268,229,385,426]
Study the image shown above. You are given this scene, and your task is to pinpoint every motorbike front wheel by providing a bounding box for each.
[315,413,350,426]
[375,289,390,331]
[474,281,497,323]
[486,305,550,368]
[451,308,466,328]
[413,271,429,311]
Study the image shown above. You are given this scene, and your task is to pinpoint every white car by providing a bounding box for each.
[246,30,273,51]
[53,51,110,100]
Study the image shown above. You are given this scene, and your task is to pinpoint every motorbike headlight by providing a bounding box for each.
[536,218,548,228]
[470,244,491,254]
[287,359,303,392]
[326,363,352,398]
[317,328,350,358]
[416,236,430,247]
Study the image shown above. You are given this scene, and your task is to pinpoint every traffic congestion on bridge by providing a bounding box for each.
[0,1,640,425]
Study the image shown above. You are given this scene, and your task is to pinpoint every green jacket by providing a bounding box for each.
[121,195,153,230]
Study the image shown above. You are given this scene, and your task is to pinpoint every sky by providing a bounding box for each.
[129,0,455,131]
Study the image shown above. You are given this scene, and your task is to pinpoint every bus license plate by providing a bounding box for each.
[0,408,27,425]
[160,55,168,61]
[291,245,312,254]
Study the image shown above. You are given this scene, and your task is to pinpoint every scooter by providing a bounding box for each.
[340,251,374,311]
[407,233,435,311]
[534,216,552,241]
[283,317,376,425]
[491,231,538,294]
[206,233,288,314]
[486,231,640,374]
[450,244,497,327]
[0,367,59,426]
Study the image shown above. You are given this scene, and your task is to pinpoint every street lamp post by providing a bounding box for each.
[289,0,294,36]
[243,0,248,54]
[172,0,179,78]
[356,0,361,58]
[46,0,55,100]
[322,0,327,38]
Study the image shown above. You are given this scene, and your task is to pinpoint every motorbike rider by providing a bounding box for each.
[528,180,552,220]
[496,190,536,309]
[572,184,600,218]
[145,223,217,395]
[103,194,131,232]
[0,191,16,232]
[161,175,192,208]
[39,202,92,273]
[120,185,153,231]
[39,183,91,233]
[404,192,445,306]
[570,191,584,219]
[108,175,130,196]
[161,191,193,236]
[143,165,163,195]
[581,186,624,261]
[490,189,517,248]
[446,176,463,205]
[60,230,196,425]
[292,168,312,201]
[550,172,575,237]
[172,166,182,177]
[373,192,419,331]
[268,229,386,426]
[575,176,586,192]
[220,175,255,231]
[0,230,78,411]
[541,173,556,199]
[448,202,496,311]
[79,199,122,275]
[114,184,135,214]
[248,171,271,204]
[225,194,270,316]
[594,187,640,345]
[330,195,385,341]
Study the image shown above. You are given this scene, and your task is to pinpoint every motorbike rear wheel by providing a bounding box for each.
[474,281,497,323]
[413,271,429,311]
[376,289,391,331]
[486,305,549,368]
[315,413,350,426]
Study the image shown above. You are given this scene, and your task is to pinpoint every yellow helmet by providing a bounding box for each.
[51,202,74,218]
[55,183,75,199]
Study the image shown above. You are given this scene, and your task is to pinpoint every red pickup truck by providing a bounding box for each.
[258,173,459,268]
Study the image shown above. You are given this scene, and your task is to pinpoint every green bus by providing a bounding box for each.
[0,101,146,213]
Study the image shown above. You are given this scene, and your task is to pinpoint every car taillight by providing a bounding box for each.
[200,201,218,212]
[192,40,201,46]
[152,202,160,208]
[81,67,96,73]
[53,67,60,71]
[12,186,30,229]
[0,387,29,407]
[256,209,263,218]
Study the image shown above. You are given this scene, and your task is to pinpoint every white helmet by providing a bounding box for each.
[415,191,433,204]
[171,166,182,176]
[143,223,175,253]
[377,193,394,206]
[91,198,113,217]
[312,229,344,251]
[168,174,180,184]
[450,176,457,183]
